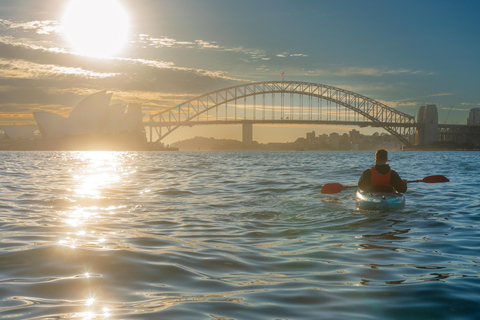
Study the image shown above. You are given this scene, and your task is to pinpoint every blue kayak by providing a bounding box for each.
[356,189,405,211]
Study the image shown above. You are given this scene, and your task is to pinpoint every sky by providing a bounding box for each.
[0,0,479,143]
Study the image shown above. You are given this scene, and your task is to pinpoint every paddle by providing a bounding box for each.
[406,175,450,184]
[320,183,357,194]
[321,175,449,194]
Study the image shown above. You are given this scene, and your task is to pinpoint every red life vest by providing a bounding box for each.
[370,166,391,186]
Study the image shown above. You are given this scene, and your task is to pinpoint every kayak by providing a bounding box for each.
[356,189,405,211]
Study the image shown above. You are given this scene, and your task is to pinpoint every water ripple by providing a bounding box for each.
[0,151,479,319]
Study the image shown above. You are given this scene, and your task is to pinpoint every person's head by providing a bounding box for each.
[375,149,388,165]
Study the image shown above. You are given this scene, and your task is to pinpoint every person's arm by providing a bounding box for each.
[391,170,407,193]
[358,169,371,191]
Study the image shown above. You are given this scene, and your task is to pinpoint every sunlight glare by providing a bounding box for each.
[86,297,96,306]
[73,152,122,198]
[63,0,129,57]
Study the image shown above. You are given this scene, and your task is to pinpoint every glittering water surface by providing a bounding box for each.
[0,151,479,320]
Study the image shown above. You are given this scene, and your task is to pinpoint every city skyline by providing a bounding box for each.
[0,0,479,143]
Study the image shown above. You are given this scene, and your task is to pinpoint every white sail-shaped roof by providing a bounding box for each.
[0,125,37,139]
[102,104,126,134]
[67,91,112,136]
[33,112,68,138]
[118,103,144,132]
[31,91,146,143]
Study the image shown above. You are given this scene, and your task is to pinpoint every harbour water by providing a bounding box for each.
[0,151,479,319]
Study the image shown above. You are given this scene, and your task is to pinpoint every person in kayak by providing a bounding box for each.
[358,149,407,193]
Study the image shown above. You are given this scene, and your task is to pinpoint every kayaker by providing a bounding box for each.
[358,149,407,193]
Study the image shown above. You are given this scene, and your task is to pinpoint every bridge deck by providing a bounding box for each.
[145,119,422,128]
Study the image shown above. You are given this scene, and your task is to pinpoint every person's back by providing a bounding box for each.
[358,149,407,193]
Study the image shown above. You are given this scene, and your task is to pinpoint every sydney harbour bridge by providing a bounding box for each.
[145,81,479,148]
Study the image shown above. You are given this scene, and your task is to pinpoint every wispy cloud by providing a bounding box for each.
[0,22,246,119]
[340,83,399,93]
[376,100,420,109]
[137,34,194,48]
[0,31,243,84]
[307,66,434,77]
[0,58,119,79]
[0,19,61,35]
[460,102,480,107]
[276,52,308,58]
[135,35,310,63]
[135,34,267,59]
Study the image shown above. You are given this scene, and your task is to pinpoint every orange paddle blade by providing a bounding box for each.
[407,175,450,184]
[421,175,450,183]
[321,183,345,194]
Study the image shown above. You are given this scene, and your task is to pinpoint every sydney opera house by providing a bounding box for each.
[0,91,153,150]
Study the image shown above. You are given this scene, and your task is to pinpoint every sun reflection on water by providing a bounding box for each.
[52,152,139,319]
[72,152,126,199]
[58,151,135,250]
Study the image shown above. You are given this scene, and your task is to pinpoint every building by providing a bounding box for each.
[329,132,340,150]
[306,131,316,141]
[349,129,361,145]
[33,91,144,139]
[0,125,37,139]
[467,108,480,125]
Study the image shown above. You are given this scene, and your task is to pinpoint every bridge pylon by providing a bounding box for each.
[242,121,253,145]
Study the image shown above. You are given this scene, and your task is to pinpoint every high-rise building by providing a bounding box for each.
[329,132,340,149]
[306,131,316,141]
[467,108,480,125]
[349,129,361,144]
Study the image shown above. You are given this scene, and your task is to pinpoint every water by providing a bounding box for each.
[0,151,479,320]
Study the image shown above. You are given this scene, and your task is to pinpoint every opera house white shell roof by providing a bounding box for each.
[33,91,145,139]
[0,124,37,140]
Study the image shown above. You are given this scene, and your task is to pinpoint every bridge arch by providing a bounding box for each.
[148,81,416,146]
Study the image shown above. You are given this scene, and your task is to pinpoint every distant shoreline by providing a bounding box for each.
[0,135,477,152]
[0,136,178,152]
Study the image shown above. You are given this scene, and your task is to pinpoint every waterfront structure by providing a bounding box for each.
[149,81,480,149]
[0,125,37,140]
[467,108,480,126]
[148,81,416,147]
[415,104,439,146]
[306,131,316,141]
[33,91,144,139]
[329,132,340,149]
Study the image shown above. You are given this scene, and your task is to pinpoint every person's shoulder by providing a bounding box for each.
[390,169,402,177]
[360,168,372,176]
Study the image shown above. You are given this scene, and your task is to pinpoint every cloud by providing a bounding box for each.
[375,100,420,109]
[460,102,480,108]
[0,58,119,80]
[0,29,246,120]
[426,92,455,97]
[308,66,434,77]
[134,33,267,61]
[339,83,399,94]
[0,32,243,87]
[276,52,308,58]
[0,19,61,35]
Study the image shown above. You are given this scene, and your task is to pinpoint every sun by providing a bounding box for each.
[63,0,129,58]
